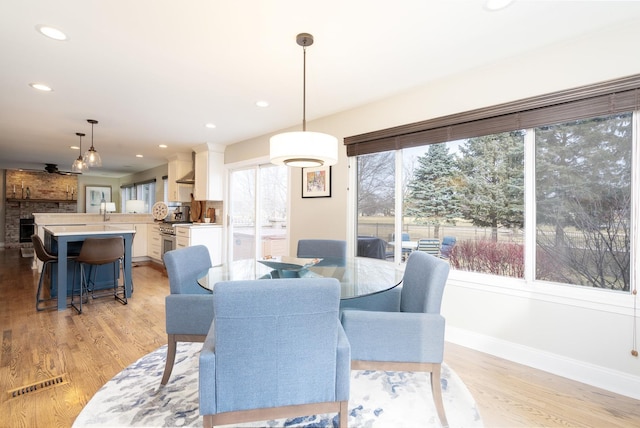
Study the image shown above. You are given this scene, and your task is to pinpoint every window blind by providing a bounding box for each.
[120,178,156,189]
[345,74,640,156]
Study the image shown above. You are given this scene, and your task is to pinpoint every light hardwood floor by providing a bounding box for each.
[1,248,639,427]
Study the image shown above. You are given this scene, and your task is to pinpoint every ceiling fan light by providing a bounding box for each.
[270,131,338,167]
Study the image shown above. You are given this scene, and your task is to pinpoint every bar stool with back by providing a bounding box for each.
[32,234,78,311]
[70,236,127,314]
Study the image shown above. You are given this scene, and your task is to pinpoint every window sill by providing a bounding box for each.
[448,269,634,316]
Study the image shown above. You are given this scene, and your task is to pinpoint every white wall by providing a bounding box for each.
[224,20,640,398]
[76,175,120,212]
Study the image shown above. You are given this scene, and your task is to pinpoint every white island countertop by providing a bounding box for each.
[44,224,137,236]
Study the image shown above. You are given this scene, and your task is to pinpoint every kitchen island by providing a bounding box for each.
[43,224,136,311]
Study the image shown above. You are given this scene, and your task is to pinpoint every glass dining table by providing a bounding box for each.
[197,256,405,300]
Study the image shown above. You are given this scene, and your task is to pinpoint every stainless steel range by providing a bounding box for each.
[159,221,191,258]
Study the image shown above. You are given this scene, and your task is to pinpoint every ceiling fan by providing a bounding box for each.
[44,163,81,175]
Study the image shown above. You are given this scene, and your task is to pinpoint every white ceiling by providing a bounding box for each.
[2,0,640,177]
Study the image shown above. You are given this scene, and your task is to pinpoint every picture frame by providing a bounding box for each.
[302,165,331,198]
[85,185,112,213]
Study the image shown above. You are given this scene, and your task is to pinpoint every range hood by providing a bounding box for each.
[176,152,195,184]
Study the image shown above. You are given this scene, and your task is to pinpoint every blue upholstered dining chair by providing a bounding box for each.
[340,250,450,427]
[297,239,347,259]
[199,278,350,428]
[297,239,347,267]
[160,245,212,385]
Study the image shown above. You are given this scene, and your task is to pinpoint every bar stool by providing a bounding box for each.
[32,234,78,311]
[71,236,127,314]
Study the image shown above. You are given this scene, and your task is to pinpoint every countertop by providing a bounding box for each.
[176,223,222,228]
[43,224,137,236]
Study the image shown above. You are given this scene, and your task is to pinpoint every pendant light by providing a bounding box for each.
[270,33,338,167]
[71,132,88,173]
[83,119,102,167]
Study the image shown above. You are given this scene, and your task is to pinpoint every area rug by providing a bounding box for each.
[73,342,482,427]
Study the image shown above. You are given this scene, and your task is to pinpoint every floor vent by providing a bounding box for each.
[8,374,69,398]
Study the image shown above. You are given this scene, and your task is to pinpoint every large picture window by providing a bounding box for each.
[350,75,639,293]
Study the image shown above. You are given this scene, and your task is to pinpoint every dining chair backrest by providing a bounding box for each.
[203,278,349,414]
[400,250,449,314]
[164,245,212,295]
[297,239,347,259]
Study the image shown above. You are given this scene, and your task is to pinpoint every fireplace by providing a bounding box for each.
[4,200,77,249]
[19,218,35,243]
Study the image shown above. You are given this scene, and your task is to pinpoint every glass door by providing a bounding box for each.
[228,164,288,261]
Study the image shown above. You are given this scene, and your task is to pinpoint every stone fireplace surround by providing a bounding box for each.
[5,200,77,248]
[5,170,78,249]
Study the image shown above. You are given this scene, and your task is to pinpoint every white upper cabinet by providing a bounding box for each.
[194,143,224,201]
[167,153,193,202]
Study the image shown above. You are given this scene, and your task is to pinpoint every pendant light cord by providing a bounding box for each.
[302,44,307,132]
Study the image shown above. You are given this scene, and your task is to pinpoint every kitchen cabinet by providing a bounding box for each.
[194,143,224,201]
[121,223,148,258]
[147,223,161,262]
[175,224,222,266]
[167,153,193,202]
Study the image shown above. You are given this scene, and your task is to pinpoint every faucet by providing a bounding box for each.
[100,199,114,221]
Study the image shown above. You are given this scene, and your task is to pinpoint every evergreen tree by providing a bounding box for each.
[405,144,459,238]
[535,113,632,290]
[456,131,525,241]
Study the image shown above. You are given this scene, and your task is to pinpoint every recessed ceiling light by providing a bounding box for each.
[36,25,68,41]
[29,83,53,92]
[205,123,216,129]
[70,145,80,150]
[256,100,269,108]
[159,144,168,148]
[136,154,144,158]
[484,0,514,11]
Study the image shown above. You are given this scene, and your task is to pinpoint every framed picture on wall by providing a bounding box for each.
[85,185,111,213]
[302,165,331,198]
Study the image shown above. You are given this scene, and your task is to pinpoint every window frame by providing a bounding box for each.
[120,178,156,214]
[347,76,640,317]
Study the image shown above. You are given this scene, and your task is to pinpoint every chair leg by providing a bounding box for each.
[36,260,55,311]
[202,414,213,428]
[160,334,177,385]
[431,364,449,427]
[70,263,86,314]
[338,400,348,428]
[113,258,127,305]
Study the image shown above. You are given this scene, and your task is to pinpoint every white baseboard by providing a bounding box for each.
[446,326,640,400]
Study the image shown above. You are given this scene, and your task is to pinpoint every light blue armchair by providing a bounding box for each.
[161,245,213,385]
[199,278,350,427]
[340,251,450,427]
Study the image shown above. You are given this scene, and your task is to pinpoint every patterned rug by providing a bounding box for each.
[73,342,482,427]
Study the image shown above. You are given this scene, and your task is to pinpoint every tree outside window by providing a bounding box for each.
[356,112,632,291]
